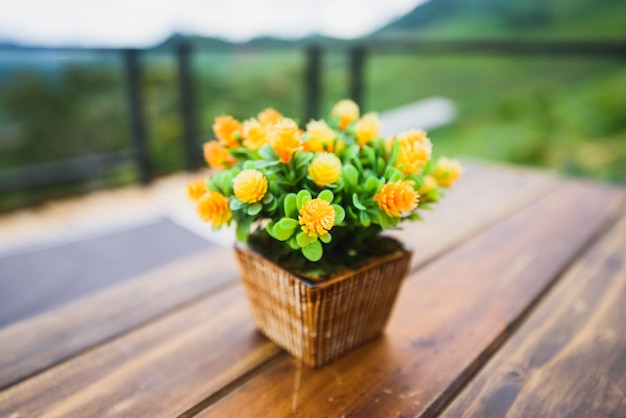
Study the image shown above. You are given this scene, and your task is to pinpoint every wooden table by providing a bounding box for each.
[1,161,625,417]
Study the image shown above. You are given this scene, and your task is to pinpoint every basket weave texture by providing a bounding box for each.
[234,246,412,368]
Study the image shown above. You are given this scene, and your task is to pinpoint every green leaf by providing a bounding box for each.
[294,151,313,169]
[265,221,276,238]
[407,213,423,221]
[288,236,300,250]
[352,193,366,210]
[273,217,299,241]
[243,161,255,170]
[364,176,381,195]
[363,145,377,168]
[254,160,280,169]
[318,189,334,203]
[332,205,345,224]
[283,193,297,218]
[262,193,274,204]
[212,171,234,195]
[378,212,392,230]
[229,199,245,211]
[343,144,360,161]
[389,170,403,182]
[247,203,262,215]
[422,159,434,175]
[342,164,359,189]
[302,240,323,262]
[388,139,401,168]
[359,211,371,227]
[235,217,254,242]
[377,157,386,176]
[296,190,312,210]
[406,174,424,190]
[296,231,316,248]
[258,144,278,161]
[267,199,279,212]
[319,233,332,244]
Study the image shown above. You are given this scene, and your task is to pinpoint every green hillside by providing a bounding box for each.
[376,0,626,38]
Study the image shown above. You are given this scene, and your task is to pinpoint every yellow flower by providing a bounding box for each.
[331,99,359,130]
[354,113,381,147]
[433,157,462,187]
[308,153,342,187]
[304,120,336,152]
[374,180,419,217]
[197,191,231,227]
[393,130,433,175]
[187,179,207,201]
[242,118,268,150]
[233,169,268,203]
[270,119,302,164]
[213,115,242,148]
[418,175,438,196]
[258,108,283,126]
[204,141,236,170]
[299,198,335,237]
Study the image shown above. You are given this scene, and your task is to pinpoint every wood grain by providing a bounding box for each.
[0,161,552,391]
[0,247,238,389]
[0,285,282,418]
[390,159,556,270]
[0,162,559,417]
[442,214,626,418]
[197,181,624,418]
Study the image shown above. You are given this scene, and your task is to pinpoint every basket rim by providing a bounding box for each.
[234,243,413,289]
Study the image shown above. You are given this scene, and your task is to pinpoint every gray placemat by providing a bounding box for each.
[0,219,214,327]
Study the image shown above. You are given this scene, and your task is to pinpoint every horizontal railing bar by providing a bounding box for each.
[0,150,136,192]
[1,39,624,57]
[355,39,626,56]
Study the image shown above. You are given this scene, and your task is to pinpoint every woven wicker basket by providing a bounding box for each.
[234,246,413,368]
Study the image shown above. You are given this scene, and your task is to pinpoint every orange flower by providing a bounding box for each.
[374,180,419,217]
[354,113,380,147]
[203,141,236,170]
[242,118,268,150]
[299,198,336,238]
[187,179,207,201]
[433,157,462,187]
[258,108,283,126]
[233,169,268,203]
[197,191,231,227]
[331,99,360,130]
[393,130,433,175]
[304,120,336,152]
[213,115,242,148]
[308,153,342,187]
[270,119,302,163]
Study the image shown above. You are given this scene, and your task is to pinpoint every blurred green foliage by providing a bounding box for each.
[0,47,624,212]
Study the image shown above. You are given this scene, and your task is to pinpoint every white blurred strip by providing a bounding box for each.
[379,97,456,137]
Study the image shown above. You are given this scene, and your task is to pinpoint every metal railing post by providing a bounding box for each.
[349,45,366,111]
[304,45,321,123]
[123,49,151,184]
[176,41,201,171]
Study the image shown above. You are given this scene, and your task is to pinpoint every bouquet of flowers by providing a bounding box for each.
[188,99,461,277]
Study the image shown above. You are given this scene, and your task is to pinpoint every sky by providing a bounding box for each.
[0,0,425,47]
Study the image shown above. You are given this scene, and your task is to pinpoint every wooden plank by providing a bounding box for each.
[390,159,556,270]
[0,161,552,390]
[197,181,624,418]
[0,247,238,389]
[442,214,626,418]
[0,163,558,416]
[0,286,281,418]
